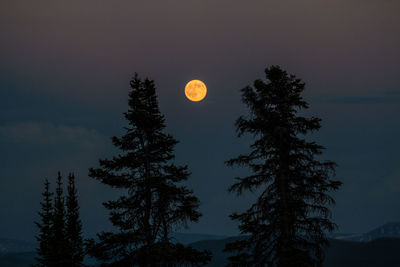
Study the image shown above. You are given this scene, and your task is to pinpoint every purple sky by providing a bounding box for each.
[0,0,400,241]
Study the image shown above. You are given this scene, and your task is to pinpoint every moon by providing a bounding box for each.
[185,80,207,102]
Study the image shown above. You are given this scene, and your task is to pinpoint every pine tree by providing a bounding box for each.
[34,179,53,266]
[87,74,211,266]
[225,66,342,267]
[49,172,69,266]
[65,173,84,266]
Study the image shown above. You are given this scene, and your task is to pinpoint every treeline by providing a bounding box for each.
[34,66,341,267]
[34,173,83,266]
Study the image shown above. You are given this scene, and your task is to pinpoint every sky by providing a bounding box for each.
[0,0,400,241]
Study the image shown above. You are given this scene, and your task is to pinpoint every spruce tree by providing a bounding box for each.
[34,179,53,266]
[225,66,342,267]
[50,172,69,266]
[87,74,211,266]
[65,173,84,266]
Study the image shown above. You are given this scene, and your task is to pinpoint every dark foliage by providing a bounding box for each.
[65,173,84,266]
[87,74,211,266]
[34,172,84,267]
[189,236,400,267]
[225,66,342,267]
[49,172,69,266]
[34,179,53,266]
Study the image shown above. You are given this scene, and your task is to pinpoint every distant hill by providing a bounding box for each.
[325,238,400,267]
[3,238,400,267]
[332,222,400,242]
[2,224,400,266]
[170,232,228,245]
[191,236,400,267]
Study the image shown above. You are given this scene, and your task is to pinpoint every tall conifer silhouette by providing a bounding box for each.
[50,172,68,266]
[87,74,211,266]
[34,172,84,266]
[225,66,342,267]
[65,173,84,266]
[34,179,53,266]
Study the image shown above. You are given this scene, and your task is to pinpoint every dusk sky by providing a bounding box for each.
[1,0,400,242]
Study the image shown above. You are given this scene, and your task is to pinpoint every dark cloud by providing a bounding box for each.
[311,91,400,104]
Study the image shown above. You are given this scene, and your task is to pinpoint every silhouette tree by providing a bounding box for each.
[34,172,84,267]
[65,173,84,266]
[34,179,53,266]
[87,74,211,266]
[225,66,342,267]
[49,172,68,266]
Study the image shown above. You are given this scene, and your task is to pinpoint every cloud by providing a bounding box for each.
[0,122,108,149]
[310,90,400,105]
[384,169,400,193]
[383,90,400,97]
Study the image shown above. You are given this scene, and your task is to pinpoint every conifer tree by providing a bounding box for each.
[225,66,342,267]
[87,74,211,266]
[65,173,84,266]
[49,172,69,266]
[34,179,53,266]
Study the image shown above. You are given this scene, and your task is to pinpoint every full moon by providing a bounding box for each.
[185,80,207,102]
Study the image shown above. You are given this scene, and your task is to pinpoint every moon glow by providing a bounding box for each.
[185,80,207,102]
